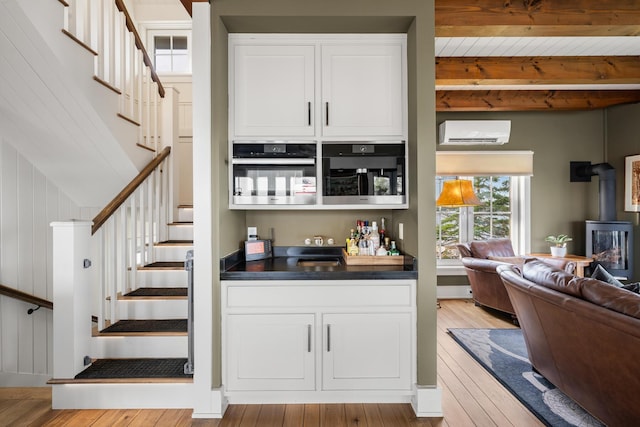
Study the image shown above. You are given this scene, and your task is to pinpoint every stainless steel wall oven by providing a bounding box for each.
[321,141,406,206]
[230,141,317,206]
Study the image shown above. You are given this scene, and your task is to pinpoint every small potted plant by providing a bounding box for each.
[545,234,573,257]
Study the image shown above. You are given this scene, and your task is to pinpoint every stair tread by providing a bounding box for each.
[64,358,193,381]
[124,287,187,298]
[99,319,187,335]
[138,261,185,270]
[155,240,194,246]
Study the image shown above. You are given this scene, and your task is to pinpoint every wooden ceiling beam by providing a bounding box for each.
[436,56,640,86]
[435,90,640,111]
[436,0,640,37]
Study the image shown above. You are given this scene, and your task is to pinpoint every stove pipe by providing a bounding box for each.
[570,162,616,221]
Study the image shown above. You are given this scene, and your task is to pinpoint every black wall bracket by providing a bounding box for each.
[570,161,593,182]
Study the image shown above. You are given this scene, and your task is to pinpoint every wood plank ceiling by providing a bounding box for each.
[181,0,640,111]
[436,0,640,111]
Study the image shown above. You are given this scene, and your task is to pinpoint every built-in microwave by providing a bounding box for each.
[230,141,317,207]
[321,141,407,206]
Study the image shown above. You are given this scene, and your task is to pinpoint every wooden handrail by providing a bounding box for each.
[0,284,53,311]
[92,146,171,235]
[114,0,165,98]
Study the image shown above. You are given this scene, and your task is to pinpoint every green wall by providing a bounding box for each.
[211,0,437,387]
[437,110,603,253]
[605,103,640,282]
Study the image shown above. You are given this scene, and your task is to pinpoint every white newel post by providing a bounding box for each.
[162,86,180,224]
[51,220,93,379]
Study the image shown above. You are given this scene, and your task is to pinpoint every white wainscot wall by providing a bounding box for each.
[0,137,91,386]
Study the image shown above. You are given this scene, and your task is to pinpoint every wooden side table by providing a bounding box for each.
[529,253,593,277]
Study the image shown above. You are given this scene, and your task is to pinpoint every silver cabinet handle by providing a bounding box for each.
[307,324,312,353]
[307,102,311,126]
[325,102,329,126]
[327,324,331,352]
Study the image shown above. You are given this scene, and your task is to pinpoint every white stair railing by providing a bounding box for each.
[90,147,172,330]
[61,0,164,152]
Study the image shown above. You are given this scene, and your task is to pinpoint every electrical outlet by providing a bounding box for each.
[398,223,404,240]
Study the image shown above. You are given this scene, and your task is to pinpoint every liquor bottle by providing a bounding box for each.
[370,221,381,252]
[380,217,386,244]
[389,240,400,256]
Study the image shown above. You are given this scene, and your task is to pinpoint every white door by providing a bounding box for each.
[232,45,315,137]
[322,313,411,390]
[321,44,404,137]
[226,313,315,391]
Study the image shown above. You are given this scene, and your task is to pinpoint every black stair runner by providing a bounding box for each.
[125,287,187,297]
[100,319,187,334]
[75,358,192,379]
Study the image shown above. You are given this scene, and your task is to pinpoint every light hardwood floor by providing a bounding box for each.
[0,299,544,426]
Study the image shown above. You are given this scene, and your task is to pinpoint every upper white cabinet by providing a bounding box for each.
[321,44,404,137]
[231,44,315,137]
[229,35,407,140]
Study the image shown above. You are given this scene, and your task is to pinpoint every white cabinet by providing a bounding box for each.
[222,280,416,401]
[322,313,411,390]
[229,35,406,140]
[226,313,315,391]
[231,44,315,137]
[321,44,404,137]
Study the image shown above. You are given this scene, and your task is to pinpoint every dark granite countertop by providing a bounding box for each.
[220,246,417,281]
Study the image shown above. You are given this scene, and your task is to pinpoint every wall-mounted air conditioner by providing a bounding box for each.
[439,120,511,145]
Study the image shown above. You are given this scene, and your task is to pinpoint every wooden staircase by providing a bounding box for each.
[49,206,196,409]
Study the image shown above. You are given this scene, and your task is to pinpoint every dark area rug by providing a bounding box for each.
[75,358,192,379]
[448,328,604,427]
[101,319,187,333]
[125,287,187,297]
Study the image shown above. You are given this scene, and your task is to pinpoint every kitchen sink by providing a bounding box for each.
[296,258,342,267]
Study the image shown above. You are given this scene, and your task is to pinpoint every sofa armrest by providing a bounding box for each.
[461,257,515,274]
[536,257,576,274]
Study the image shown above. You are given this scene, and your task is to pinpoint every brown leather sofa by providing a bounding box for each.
[457,239,575,316]
[498,260,640,426]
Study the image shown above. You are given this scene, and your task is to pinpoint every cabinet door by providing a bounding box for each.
[232,45,315,137]
[321,44,404,137]
[322,313,411,390]
[226,314,315,391]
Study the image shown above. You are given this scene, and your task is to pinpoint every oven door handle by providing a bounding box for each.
[231,158,315,165]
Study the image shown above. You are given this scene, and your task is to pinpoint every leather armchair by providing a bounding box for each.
[457,238,575,316]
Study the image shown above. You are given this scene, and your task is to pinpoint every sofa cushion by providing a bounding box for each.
[469,238,515,259]
[573,277,640,319]
[591,264,625,287]
[522,259,580,297]
[524,260,640,319]
[622,283,640,293]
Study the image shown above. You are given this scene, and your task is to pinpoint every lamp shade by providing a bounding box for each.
[436,179,481,207]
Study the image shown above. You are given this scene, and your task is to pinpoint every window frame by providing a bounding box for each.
[146,28,192,75]
[436,175,531,275]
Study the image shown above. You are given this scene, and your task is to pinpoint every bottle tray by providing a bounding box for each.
[341,249,405,266]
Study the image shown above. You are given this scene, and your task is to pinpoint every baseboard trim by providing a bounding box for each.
[411,385,443,417]
[437,285,472,299]
[0,371,51,387]
[192,387,228,419]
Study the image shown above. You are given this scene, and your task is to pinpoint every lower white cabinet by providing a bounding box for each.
[322,313,411,390]
[226,313,315,391]
[222,280,416,401]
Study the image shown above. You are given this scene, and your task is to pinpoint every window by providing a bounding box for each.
[436,175,530,266]
[148,30,191,74]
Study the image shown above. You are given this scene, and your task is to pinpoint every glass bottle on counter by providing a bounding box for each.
[388,240,400,256]
[370,221,380,252]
